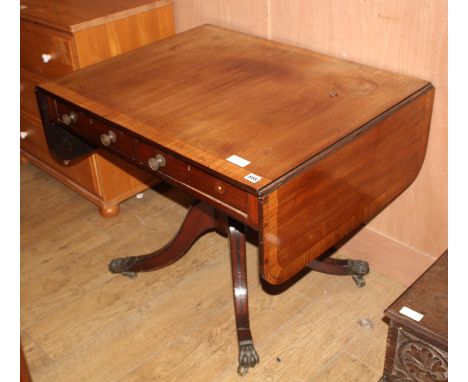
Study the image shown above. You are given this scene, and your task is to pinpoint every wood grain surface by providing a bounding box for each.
[172,0,447,274]
[39,24,429,194]
[74,4,175,67]
[21,345,32,382]
[20,20,78,79]
[385,251,447,346]
[21,0,174,217]
[268,0,448,262]
[21,163,407,381]
[174,0,269,38]
[20,0,173,32]
[260,86,434,284]
[21,70,44,118]
[20,113,102,196]
[38,24,434,287]
[381,251,447,381]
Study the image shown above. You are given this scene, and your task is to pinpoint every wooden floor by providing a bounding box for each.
[21,163,406,382]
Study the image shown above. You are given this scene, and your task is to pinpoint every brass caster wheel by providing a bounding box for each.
[237,340,259,376]
[237,365,249,377]
[122,271,138,279]
[352,274,366,288]
[348,260,369,276]
[108,256,139,274]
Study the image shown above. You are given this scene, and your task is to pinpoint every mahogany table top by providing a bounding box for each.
[37,23,434,284]
[39,24,429,194]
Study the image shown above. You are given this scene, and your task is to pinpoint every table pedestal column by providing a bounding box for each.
[108,199,370,375]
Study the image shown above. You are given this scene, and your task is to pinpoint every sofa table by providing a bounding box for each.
[36,25,434,375]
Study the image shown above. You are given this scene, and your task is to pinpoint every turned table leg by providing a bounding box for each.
[108,201,260,375]
[228,221,259,376]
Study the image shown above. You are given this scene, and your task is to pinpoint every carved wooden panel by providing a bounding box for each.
[385,326,448,382]
[382,253,447,381]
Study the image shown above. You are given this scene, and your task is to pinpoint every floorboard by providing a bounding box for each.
[21,163,406,381]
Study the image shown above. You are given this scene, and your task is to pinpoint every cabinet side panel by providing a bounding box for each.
[260,87,434,285]
[74,4,175,68]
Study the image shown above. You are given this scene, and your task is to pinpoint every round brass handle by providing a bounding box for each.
[148,154,166,171]
[216,185,225,195]
[62,111,78,126]
[100,131,117,146]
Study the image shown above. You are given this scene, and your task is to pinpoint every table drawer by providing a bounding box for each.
[50,98,251,216]
[21,21,76,79]
[134,140,249,214]
[20,112,100,196]
[55,101,135,159]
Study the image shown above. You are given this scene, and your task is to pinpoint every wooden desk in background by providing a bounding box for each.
[36,25,434,375]
[21,0,175,217]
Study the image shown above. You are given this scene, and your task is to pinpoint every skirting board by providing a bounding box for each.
[339,227,437,286]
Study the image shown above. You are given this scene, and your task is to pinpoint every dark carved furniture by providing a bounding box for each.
[380,251,448,382]
[35,25,434,375]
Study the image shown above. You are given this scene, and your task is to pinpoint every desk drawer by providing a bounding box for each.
[134,140,249,214]
[55,101,134,159]
[21,21,76,79]
[49,98,252,218]
[20,112,100,195]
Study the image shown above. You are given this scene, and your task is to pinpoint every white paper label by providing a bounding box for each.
[399,306,424,322]
[244,173,262,183]
[226,155,251,168]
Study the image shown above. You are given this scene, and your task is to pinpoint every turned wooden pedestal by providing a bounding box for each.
[380,251,448,382]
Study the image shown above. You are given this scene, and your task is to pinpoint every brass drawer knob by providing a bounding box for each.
[148,154,166,171]
[62,111,78,126]
[100,130,117,146]
[216,185,225,195]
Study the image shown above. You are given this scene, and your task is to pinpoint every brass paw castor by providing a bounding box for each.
[352,274,366,288]
[237,340,260,376]
[122,271,138,279]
